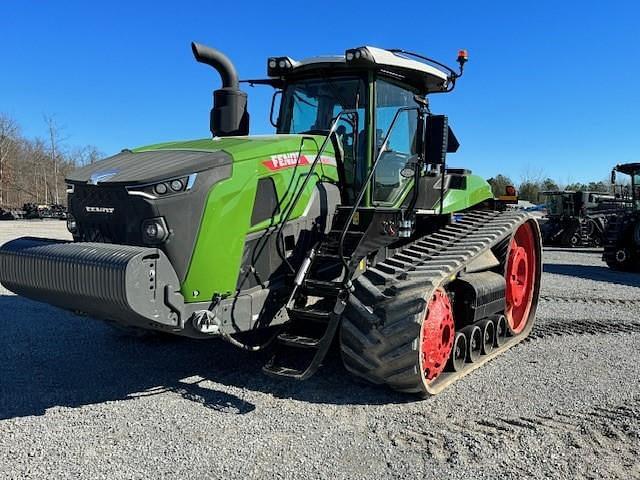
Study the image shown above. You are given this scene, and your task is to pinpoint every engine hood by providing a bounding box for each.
[66,134,329,186]
[66,149,232,186]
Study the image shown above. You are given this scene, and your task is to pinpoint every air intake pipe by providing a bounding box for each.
[191,42,249,137]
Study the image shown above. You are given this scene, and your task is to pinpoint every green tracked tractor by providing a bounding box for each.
[0,43,542,395]
[603,163,640,270]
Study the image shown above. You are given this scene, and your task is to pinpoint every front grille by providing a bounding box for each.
[80,221,126,243]
[70,184,148,246]
[74,185,124,205]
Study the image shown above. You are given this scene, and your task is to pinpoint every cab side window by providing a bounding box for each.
[374,80,419,204]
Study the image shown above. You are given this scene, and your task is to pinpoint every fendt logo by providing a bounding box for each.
[262,153,337,171]
[85,206,115,214]
[263,153,309,171]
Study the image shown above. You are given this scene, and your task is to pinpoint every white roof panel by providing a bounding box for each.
[287,47,451,92]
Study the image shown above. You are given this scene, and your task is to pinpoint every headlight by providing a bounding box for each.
[141,217,169,245]
[154,183,168,195]
[126,173,197,200]
[66,215,78,234]
[170,179,184,192]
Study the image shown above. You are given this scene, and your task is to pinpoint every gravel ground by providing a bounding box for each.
[0,221,639,479]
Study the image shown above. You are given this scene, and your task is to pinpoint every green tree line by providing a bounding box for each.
[487,174,611,203]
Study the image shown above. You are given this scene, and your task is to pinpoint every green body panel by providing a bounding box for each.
[136,135,338,302]
[133,136,491,302]
[437,174,493,213]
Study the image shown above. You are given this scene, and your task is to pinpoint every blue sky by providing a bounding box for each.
[1,0,638,184]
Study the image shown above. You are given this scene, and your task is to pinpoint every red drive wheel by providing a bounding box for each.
[420,288,455,382]
[505,222,537,334]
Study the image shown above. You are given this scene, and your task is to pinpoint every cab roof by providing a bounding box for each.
[266,46,452,94]
[614,162,640,175]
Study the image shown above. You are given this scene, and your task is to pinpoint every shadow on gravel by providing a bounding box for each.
[0,295,409,420]
[543,247,603,254]
[543,263,640,287]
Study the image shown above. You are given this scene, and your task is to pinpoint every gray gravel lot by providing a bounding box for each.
[0,221,639,479]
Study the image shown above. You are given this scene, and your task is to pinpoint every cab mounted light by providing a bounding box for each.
[456,49,469,75]
[267,56,296,77]
[345,47,374,64]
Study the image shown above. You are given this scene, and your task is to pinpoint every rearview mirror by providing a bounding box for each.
[425,115,459,164]
[425,115,448,164]
[611,169,616,185]
[269,90,282,128]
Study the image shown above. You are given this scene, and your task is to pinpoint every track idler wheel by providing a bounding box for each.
[460,324,482,363]
[476,319,495,355]
[492,315,508,347]
[505,222,538,335]
[419,289,455,382]
[447,331,467,372]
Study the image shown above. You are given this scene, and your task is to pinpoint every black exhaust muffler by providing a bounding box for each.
[191,41,249,137]
[0,237,186,330]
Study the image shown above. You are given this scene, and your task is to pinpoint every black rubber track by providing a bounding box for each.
[339,210,542,395]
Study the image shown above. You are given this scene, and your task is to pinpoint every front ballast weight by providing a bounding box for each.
[0,238,187,332]
[0,237,244,338]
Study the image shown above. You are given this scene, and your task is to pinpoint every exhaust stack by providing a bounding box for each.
[191,42,249,137]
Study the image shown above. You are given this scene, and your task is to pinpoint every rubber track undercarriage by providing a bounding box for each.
[340,209,542,395]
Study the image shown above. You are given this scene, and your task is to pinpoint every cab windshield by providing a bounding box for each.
[277,76,367,200]
[634,173,640,210]
[545,194,565,215]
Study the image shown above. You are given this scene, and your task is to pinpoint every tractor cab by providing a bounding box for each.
[540,191,582,217]
[611,163,640,212]
[603,163,640,270]
[541,190,617,218]
[253,46,468,208]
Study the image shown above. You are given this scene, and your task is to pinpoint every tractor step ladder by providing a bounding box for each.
[579,218,590,246]
[262,215,361,380]
[263,106,414,380]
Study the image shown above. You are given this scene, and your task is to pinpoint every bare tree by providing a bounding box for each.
[43,115,67,205]
[69,145,103,167]
[0,112,102,208]
[0,114,20,206]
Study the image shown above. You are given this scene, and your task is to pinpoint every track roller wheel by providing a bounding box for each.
[505,222,538,335]
[569,233,581,247]
[476,319,495,355]
[492,315,508,347]
[460,324,482,363]
[593,235,602,247]
[447,331,467,372]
